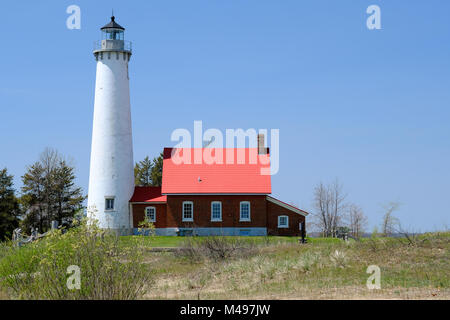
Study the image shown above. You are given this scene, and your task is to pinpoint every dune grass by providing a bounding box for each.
[141,232,450,300]
[1,232,448,300]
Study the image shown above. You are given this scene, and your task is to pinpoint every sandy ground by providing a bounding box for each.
[144,281,450,300]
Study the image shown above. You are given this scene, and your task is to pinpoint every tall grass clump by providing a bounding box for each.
[0,241,13,261]
[298,251,321,272]
[329,250,348,268]
[0,219,153,300]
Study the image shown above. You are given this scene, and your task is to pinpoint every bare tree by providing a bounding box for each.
[346,204,368,238]
[312,182,329,235]
[381,202,400,237]
[312,179,347,237]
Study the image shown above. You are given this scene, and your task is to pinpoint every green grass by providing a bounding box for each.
[120,235,303,247]
[120,235,185,247]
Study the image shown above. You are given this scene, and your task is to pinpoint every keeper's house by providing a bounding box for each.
[129,147,309,237]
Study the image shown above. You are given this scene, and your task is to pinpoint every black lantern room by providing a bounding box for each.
[101,16,125,41]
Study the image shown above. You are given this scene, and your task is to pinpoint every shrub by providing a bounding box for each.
[0,219,153,299]
[180,236,256,263]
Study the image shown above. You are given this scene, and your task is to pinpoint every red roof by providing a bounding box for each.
[161,148,272,194]
[130,186,167,203]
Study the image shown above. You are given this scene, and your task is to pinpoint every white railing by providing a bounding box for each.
[93,40,132,52]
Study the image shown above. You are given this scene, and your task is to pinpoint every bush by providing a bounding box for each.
[0,219,153,299]
[180,236,256,263]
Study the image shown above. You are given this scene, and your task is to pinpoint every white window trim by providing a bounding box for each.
[239,201,251,222]
[182,201,194,222]
[105,196,115,212]
[211,201,222,222]
[278,215,289,228]
[145,206,156,223]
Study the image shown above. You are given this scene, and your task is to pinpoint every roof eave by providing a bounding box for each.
[161,193,271,196]
[266,196,310,217]
[129,201,167,204]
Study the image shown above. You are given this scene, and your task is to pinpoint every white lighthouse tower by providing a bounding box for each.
[87,16,134,234]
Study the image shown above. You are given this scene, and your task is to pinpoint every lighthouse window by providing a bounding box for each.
[103,30,124,41]
[182,201,193,222]
[105,197,115,211]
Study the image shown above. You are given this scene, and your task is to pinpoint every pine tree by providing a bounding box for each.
[150,152,163,187]
[21,162,46,232]
[134,153,163,187]
[52,160,85,225]
[21,148,85,232]
[134,156,153,186]
[0,168,20,241]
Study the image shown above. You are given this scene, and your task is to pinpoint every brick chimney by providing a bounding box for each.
[258,133,267,155]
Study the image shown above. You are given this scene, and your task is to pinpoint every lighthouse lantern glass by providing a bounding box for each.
[102,29,124,41]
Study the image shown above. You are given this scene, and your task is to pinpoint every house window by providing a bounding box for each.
[182,201,193,222]
[105,197,115,211]
[278,215,289,228]
[240,201,251,221]
[145,207,156,222]
[211,201,222,221]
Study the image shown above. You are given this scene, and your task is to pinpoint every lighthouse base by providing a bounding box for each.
[101,228,133,237]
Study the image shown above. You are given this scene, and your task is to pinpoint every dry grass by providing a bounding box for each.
[143,234,450,300]
[1,233,448,300]
[0,287,9,300]
[246,287,449,300]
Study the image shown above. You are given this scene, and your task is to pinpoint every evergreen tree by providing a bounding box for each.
[134,153,163,187]
[21,162,46,232]
[0,168,20,241]
[150,152,163,187]
[21,148,85,232]
[134,156,153,186]
[52,160,84,225]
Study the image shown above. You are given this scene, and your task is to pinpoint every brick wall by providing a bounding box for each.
[266,200,305,236]
[132,203,167,228]
[131,195,306,237]
[165,195,267,228]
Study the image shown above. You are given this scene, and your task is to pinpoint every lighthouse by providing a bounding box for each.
[87,16,134,234]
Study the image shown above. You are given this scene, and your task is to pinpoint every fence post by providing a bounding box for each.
[51,220,59,230]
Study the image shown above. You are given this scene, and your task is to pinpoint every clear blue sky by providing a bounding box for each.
[1,1,449,231]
